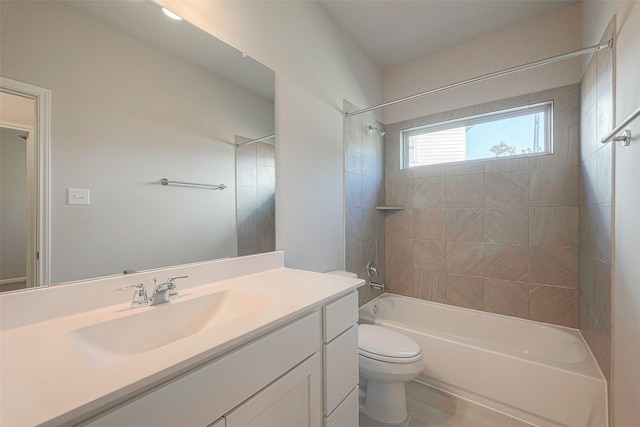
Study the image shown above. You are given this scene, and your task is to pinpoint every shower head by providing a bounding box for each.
[368,125,385,136]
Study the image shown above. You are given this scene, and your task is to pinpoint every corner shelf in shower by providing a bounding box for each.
[376,206,405,211]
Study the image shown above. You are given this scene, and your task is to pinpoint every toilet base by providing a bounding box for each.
[359,378,409,425]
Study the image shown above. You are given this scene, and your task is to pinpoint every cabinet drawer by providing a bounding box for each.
[81,312,320,427]
[323,292,357,343]
[324,386,358,427]
[323,325,358,415]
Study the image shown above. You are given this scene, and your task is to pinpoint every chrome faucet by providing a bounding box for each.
[116,282,149,308]
[116,276,188,308]
[149,276,187,305]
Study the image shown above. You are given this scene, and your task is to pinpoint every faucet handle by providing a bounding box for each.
[167,275,188,285]
[166,276,188,300]
[116,283,149,308]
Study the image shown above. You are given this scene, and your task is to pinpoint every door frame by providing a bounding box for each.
[1,77,51,287]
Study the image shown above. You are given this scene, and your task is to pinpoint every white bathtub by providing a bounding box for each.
[359,294,607,427]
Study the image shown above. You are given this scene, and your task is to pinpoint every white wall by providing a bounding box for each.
[1,2,274,282]
[383,3,583,124]
[583,2,640,425]
[157,0,384,272]
[0,92,34,128]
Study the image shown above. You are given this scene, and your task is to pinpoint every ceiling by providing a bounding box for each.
[319,0,580,70]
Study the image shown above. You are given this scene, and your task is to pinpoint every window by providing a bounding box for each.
[402,102,552,169]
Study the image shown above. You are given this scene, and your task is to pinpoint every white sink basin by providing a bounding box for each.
[69,290,271,368]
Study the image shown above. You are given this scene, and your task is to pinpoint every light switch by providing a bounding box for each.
[67,188,90,205]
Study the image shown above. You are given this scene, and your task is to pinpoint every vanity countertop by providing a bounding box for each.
[0,252,363,427]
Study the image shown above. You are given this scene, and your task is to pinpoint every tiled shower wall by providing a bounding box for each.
[344,101,385,306]
[236,139,276,256]
[579,21,614,397]
[383,85,581,327]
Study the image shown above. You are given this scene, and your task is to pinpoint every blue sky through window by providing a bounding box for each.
[466,113,544,160]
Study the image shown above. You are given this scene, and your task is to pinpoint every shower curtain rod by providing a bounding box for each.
[345,40,613,118]
[236,134,275,146]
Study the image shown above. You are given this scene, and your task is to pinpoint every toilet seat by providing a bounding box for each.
[358,324,423,364]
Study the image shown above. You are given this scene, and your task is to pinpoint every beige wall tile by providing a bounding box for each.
[484,278,529,318]
[581,153,597,206]
[595,258,612,322]
[412,165,445,179]
[445,174,484,207]
[530,246,579,288]
[385,209,413,238]
[345,127,363,175]
[595,80,613,143]
[596,142,613,204]
[362,209,378,241]
[529,206,579,247]
[445,162,484,176]
[363,176,383,208]
[594,203,612,264]
[346,241,364,278]
[581,57,597,111]
[581,103,598,162]
[484,244,529,282]
[484,170,529,208]
[414,239,446,272]
[446,241,484,276]
[385,237,413,290]
[414,208,445,240]
[414,269,447,303]
[413,176,446,208]
[386,178,412,207]
[529,284,578,327]
[529,165,578,207]
[484,157,529,173]
[345,208,362,243]
[484,208,529,244]
[345,172,363,208]
[445,208,483,242]
[446,274,484,310]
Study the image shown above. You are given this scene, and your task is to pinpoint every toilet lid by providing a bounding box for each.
[358,324,422,362]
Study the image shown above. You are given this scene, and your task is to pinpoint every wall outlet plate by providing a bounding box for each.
[67,188,90,205]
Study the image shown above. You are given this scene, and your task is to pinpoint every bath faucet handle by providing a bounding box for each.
[116,283,149,308]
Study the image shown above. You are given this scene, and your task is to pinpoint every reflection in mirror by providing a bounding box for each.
[0,0,275,290]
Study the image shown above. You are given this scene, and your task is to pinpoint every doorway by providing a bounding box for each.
[0,78,51,290]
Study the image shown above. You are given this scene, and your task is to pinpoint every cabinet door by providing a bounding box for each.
[225,354,322,427]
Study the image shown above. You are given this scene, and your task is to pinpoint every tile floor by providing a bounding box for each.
[359,381,535,427]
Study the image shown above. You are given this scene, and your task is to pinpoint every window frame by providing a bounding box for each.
[400,101,554,170]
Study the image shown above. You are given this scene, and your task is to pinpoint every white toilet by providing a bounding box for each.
[358,324,424,425]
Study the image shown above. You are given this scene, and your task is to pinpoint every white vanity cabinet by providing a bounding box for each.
[322,292,359,427]
[79,291,359,427]
[80,312,321,427]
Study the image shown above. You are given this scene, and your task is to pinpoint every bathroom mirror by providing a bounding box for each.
[0,1,275,290]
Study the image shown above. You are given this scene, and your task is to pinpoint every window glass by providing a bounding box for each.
[402,102,552,169]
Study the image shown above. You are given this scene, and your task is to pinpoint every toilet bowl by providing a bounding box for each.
[358,324,423,425]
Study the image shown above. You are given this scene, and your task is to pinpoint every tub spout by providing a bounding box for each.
[370,282,385,291]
